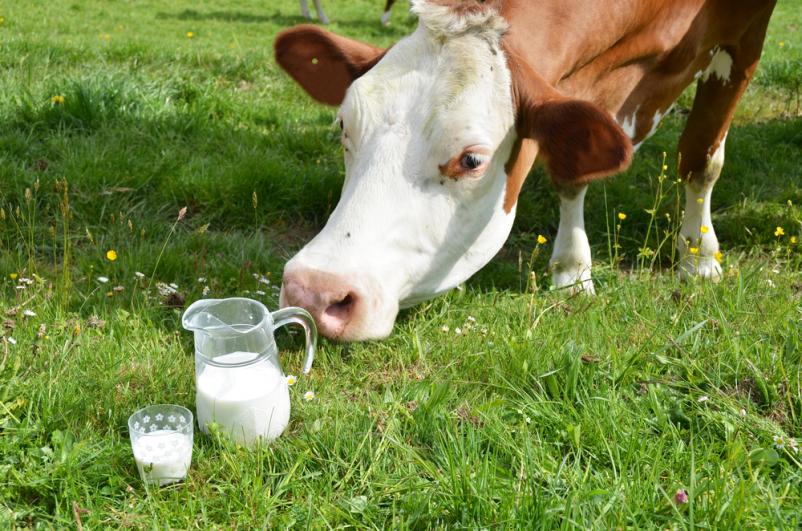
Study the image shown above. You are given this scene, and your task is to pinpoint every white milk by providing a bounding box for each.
[195,351,290,445]
[132,430,192,486]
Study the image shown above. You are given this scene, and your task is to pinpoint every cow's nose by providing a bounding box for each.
[280,268,363,340]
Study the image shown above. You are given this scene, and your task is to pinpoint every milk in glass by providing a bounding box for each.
[132,430,193,486]
[195,351,290,445]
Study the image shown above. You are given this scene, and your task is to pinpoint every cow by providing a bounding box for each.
[299,0,397,26]
[275,0,778,341]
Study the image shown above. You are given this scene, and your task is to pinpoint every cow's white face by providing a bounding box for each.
[281,20,518,340]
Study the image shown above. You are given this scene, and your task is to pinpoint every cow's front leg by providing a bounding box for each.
[678,134,725,282]
[550,185,595,294]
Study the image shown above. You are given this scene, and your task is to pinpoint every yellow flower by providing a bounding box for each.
[286,375,298,386]
[617,212,626,221]
[775,226,785,237]
[186,31,194,39]
[106,249,118,261]
[700,225,709,234]
[9,273,17,280]
[791,236,798,245]
[662,164,668,171]
[714,250,723,263]
[696,197,704,204]
[779,41,785,47]
[537,234,547,245]
[689,247,699,255]
[51,95,65,105]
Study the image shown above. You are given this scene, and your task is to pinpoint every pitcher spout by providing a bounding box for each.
[181,298,270,337]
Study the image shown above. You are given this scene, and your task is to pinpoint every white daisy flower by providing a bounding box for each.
[303,390,316,401]
[7,337,17,345]
[22,309,36,317]
[134,271,146,279]
[97,276,109,284]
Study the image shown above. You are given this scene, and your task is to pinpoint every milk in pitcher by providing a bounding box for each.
[196,351,290,445]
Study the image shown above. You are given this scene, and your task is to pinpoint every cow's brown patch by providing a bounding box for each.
[502,137,537,213]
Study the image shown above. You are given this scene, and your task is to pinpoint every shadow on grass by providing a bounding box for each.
[154,8,415,42]
[155,9,300,25]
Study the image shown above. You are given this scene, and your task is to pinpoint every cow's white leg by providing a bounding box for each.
[312,0,330,24]
[381,10,392,26]
[550,185,595,294]
[678,133,725,281]
[299,0,312,20]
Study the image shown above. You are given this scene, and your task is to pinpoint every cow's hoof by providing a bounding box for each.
[319,15,331,25]
[679,256,722,282]
[551,268,596,295]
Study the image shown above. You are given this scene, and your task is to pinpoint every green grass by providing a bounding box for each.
[2,0,802,527]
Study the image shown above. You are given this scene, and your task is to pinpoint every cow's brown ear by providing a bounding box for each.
[519,98,633,184]
[274,25,386,106]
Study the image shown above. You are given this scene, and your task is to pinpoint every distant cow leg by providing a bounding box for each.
[299,0,312,20]
[381,0,395,25]
[550,185,595,294]
[677,7,774,281]
[312,0,330,24]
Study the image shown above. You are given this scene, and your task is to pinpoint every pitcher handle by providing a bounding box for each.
[271,307,317,374]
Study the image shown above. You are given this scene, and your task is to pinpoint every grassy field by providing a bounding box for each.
[2,0,802,527]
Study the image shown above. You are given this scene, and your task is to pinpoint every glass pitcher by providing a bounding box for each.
[181,297,316,446]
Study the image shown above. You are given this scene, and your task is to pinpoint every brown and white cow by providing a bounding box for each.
[275,0,777,341]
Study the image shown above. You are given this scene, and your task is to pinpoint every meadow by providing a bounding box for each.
[1,0,802,527]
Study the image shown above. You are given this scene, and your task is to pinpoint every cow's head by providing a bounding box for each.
[276,0,632,340]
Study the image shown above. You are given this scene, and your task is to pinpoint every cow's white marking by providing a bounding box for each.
[702,47,733,83]
[550,186,595,294]
[618,105,670,151]
[381,9,392,25]
[678,132,726,281]
[284,4,518,338]
[619,106,639,141]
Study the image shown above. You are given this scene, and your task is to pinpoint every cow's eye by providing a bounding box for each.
[439,148,492,180]
[461,153,484,170]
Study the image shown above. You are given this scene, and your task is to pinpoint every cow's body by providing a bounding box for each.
[275,0,777,340]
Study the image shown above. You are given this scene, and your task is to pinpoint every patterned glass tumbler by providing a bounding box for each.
[128,404,194,486]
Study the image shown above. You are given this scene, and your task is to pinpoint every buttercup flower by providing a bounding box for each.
[286,375,297,386]
[51,95,65,105]
[617,212,626,221]
[714,250,723,262]
[700,225,709,234]
[106,249,117,261]
[791,236,798,245]
[689,247,699,255]
[537,234,547,244]
[186,31,194,39]
[775,226,785,237]
[9,273,17,280]
[303,391,316,401]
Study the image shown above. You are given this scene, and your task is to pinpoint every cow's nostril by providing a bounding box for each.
[324,293,355,321]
